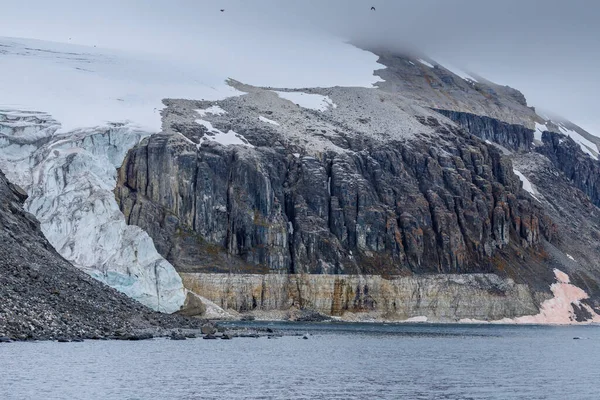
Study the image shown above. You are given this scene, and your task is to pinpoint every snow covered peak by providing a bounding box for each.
[0,37,240,133]
[0,36,382,133]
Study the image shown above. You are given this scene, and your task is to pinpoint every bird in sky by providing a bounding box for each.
[220,9,225,12]
[371,6,376,11]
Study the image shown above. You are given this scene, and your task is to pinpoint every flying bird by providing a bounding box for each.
[371,6,376,11]
[220,9,225,12]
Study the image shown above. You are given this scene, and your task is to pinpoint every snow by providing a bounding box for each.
[557,124,598,160]
[195,105,227,117]
[0,37,241,134]
[0,34,383,313]
[460,269,600,325]
[417,59,435,68]
[435,60,479,83]
[512,269,600,325]
[513,169,540,202]
[0,35,382,133]
[274,91,337,112]
[259,115,280,126]
[196,119,254,148]
[405,316,428,323]
[534,122,547,142]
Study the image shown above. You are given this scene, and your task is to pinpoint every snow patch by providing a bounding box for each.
[417,59,435,68]
[259,115,280,126]
[195,105,227,117]
[436,60,479,83]
[513,269,600,325]
[460,269,600,325]
[534,122,547,142]
[274,91,337,112]
[196,119,254,148]
[405,316,428,323]
[513,169,540,202]
[557,124,598,160]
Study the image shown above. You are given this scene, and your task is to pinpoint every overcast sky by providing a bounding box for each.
[2,0,598,133]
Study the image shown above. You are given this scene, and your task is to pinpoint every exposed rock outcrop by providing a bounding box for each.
[181,273,542,322]
[439,106,600,310]
[116,88,550,284]
[537,130,600,207]
[435,110,534,152]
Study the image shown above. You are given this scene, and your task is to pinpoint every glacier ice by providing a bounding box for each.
[0,111,185,312]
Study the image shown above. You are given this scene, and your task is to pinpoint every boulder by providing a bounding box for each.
[201,323,217,335]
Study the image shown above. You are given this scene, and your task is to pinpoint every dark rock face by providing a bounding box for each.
[435,110,534,152]
[537,131,600,208]
[0,169,200,341]
[115,112,550,282]
[438,110,600,305]
[435,110,600,210]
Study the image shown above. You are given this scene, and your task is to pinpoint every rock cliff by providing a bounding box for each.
[112,51,600,322]
[4,36,600,323]
[116,88,550,281]
[180,273,541,322]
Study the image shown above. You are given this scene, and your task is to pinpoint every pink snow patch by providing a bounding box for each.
[554,269,570,284]
[513,269,600,325]
[458,269,600,325]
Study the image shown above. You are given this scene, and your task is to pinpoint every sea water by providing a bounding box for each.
[1,322,598,399]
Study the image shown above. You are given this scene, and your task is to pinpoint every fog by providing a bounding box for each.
[2,0,598,132]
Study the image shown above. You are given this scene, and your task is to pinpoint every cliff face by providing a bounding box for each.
[537,131,600,207]
[181,273,540,322]
[435,110,534,153]
[439,108,600,309]
[116,88,550,283]
[111,52,600,322]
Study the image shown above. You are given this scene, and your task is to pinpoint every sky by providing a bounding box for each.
[1,0,598,133]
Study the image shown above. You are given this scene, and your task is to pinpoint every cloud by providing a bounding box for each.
[1,0,598,132]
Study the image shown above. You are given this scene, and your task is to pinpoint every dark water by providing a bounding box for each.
[1,322,599,399]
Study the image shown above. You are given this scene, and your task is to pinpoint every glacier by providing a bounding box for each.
[0,110,185,312]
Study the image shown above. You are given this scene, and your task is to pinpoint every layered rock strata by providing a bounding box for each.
[181,272,541,322]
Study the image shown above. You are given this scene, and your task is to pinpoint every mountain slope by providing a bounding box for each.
[113,52,600,323]
[0,35,381,312]
[2,36,600,323]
